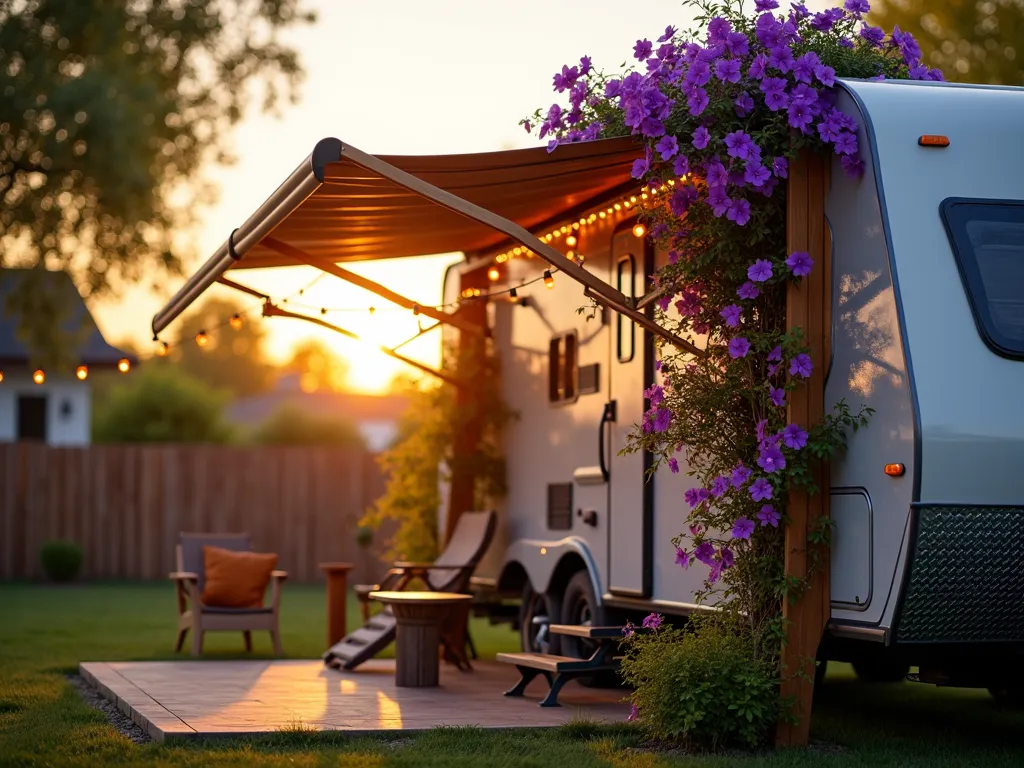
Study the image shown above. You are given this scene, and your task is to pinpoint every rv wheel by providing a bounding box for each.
[852,659,910,683]
[560,571,619,687]
[519,585,559,655]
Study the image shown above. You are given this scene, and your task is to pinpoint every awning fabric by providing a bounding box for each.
[238,135,642,269]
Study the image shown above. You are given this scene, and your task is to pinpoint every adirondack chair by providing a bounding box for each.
[325,510,497,671]
[169,532,288,657]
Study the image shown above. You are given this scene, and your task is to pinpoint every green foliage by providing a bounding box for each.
[620,617,779,751]
[91,365,234,444]
[0,0,315,362]
[361,341,513,563]
[38,541,83,582]
[248,404,365,448]
[870,1,1024,85]
[355,525,374,549]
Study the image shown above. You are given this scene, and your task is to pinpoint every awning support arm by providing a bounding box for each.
[260,237,485,338]
[338,144,703,358]
[260,302,462,388]
[392,320,441,352]
[216,277,270,300]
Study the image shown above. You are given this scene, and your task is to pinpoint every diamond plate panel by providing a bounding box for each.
[895,506,1024,643]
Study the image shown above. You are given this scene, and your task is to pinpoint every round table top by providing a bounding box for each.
[369,590,473,605]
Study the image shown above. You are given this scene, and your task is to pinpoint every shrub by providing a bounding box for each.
[620,617,779,751]
[39,541,84,582]
[249,405,365,448]
[355,525,374,549]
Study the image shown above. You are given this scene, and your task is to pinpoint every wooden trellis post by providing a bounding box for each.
[776,151,832,747]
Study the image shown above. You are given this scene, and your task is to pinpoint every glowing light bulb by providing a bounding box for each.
[33,369,45,384]
[155,342,169,357]
[0,370,4,383]
[117,358,131,373]
[543,270,554,289]
[229,314,243,330]
[566,251,575,261]
[633,223,646,238]
[565,235,577,247]
[75,365,88,381]
[487,266,500,281]
[195,330,209,347]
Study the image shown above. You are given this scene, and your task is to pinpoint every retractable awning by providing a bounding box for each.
[151,135,701,356]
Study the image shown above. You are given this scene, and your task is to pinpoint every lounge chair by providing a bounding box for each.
[169,532,288,657]
[325,510,496,671]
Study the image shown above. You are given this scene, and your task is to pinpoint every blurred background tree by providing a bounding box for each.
[0,0,315,363]
[285,338,351,392]
[92,365,233,444]
[158,296,275,398]
[248,404,365,448]
[870,1,1023,84]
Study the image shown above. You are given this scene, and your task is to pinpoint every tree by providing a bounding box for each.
[92,365,233,444]
[285,338,350,392]
[162,295,275,398]
[249,405,365,448]
[0,0,315,360]
[870,1,1024,84]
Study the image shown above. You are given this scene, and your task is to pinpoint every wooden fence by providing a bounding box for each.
[0,443,387,582]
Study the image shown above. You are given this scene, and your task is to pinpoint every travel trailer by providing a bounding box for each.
[153,79,1024,695]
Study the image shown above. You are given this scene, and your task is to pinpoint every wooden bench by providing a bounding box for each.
[497,624,634,707]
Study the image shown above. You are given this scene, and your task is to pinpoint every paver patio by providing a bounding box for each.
[80,659,631,742]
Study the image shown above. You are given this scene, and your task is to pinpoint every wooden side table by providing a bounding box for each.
[369,591,474,688]
[319,562,354,647]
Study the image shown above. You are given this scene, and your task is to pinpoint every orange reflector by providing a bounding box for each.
[918,135,950,147]
[884,463,905,477]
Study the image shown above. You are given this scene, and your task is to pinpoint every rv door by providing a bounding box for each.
[606,226,651,598]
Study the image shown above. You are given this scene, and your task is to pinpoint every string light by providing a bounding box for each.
[487,266,500,281]
[509,287,517,299]
[633,223,646,238]
[33,369,45,384]
[155,342,169,357]
[76,365,88,381]
[543,270,554,289]
[117,358,131,374]
[195,330,209,347]
[0,370,4,383]
[229,314,243,330]
[565,235,577,247]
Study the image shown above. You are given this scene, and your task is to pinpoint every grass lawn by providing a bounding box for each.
[1,582,1023,767]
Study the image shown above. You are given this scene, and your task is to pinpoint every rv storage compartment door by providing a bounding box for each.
[607,230,649,597]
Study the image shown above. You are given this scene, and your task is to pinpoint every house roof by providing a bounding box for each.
[225,387,410,428]
[0,269,136,366]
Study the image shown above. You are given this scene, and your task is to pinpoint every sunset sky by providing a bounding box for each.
[91,0,835,394]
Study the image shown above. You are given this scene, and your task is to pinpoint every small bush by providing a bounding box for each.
[355,526,374,549]
[619,617,778,751]
[249,405,365,448]
[40,541,83,582]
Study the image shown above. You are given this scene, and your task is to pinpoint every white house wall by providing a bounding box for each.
[0,368,91,446]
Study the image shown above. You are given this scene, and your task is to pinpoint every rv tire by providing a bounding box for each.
[519,584,560,656]
[560,571,619,688]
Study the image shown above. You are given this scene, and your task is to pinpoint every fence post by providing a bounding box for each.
[776,150,832,747]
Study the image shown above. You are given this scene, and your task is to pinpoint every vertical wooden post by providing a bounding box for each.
[776,151,832,747]
[319,562,354,646]
[444,269,488,545]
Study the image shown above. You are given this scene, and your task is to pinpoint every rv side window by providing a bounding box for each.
[617,255,636,362]
[941,199,1024,358]
[548,332,578,403]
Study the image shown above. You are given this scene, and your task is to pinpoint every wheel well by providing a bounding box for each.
[496,561,528,597]
[547,553,587,602]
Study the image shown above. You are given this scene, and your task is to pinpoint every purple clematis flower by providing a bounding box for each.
[787,101,814,132]
[628,703,639,721]
[728,337,751,358]
[688,87,710,116]
[720,304,743,328]
[656,135,679,160]
[642,612,663,630]
[728,198,752,226]
[658,25,676,43]
[735,91,755,117]
[790,353,813,378]
[860,24,885,46]
[691,125,710,150]
[772,156,789,178]
[783,423,809,450]
[761,77,790,111]
[694,541,716,565]
[814,64,836,87]
[768,45,795,74]
[707,17,732,43]
[706,159,728,187]
[674,546,690,568]
[842,155,866,178]
[674,154,690,177]
[631,157,650,179]
[745,163,771,188]
[724,130,759,161]
[845,0,870,14]
[758,504,781,527]
[711,475,730,497]
[732,517,756,539]
[793,52,821,84]
[708,185,732,218]
[786,251,814,277]
[737,281,760,300]
[750,477,774,501]
[770,386,786,407]
[634,39,653,61]
[748,259,773,282]
[835,131,858,155]
[668,457,679,473]
[652,407,671,432]
[720,546,735,569]
[726,31,749,57]
[758,444,786,473]
[749,53,769,80]
[732,464,752,488]
[768,345,783,362]
[715,58,742,83]
[684,487,702,508]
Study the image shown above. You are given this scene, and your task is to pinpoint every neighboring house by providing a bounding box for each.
[0,269,136,446]
[226,373,410,451]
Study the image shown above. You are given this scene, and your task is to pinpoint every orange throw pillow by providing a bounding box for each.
[200,545,278,608]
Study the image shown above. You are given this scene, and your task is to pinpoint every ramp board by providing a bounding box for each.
[323,609,397,670]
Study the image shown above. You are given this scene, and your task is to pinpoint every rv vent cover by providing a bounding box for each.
[547,483,573,531]
[579,363,600,395]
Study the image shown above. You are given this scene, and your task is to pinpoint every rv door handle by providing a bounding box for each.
[598,400,616,482]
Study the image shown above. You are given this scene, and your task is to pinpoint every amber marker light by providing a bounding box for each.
[76,365,88,380]
[884,463,905,477]
[918,135,950,147]
[33,369,45,384]
[117,358,131,374]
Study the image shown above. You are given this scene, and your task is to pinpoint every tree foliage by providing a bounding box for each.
[285,337,351,392]
[248,404,365,448]
[0,0,314,357]
[92,364,233,444]
[870,0,1024,84]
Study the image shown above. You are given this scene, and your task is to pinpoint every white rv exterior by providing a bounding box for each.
[450,79,1024,684]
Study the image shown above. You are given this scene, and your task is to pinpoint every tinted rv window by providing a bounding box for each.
[942,199,1024,358]
[617,255,636,362]
[548,332,578,403]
